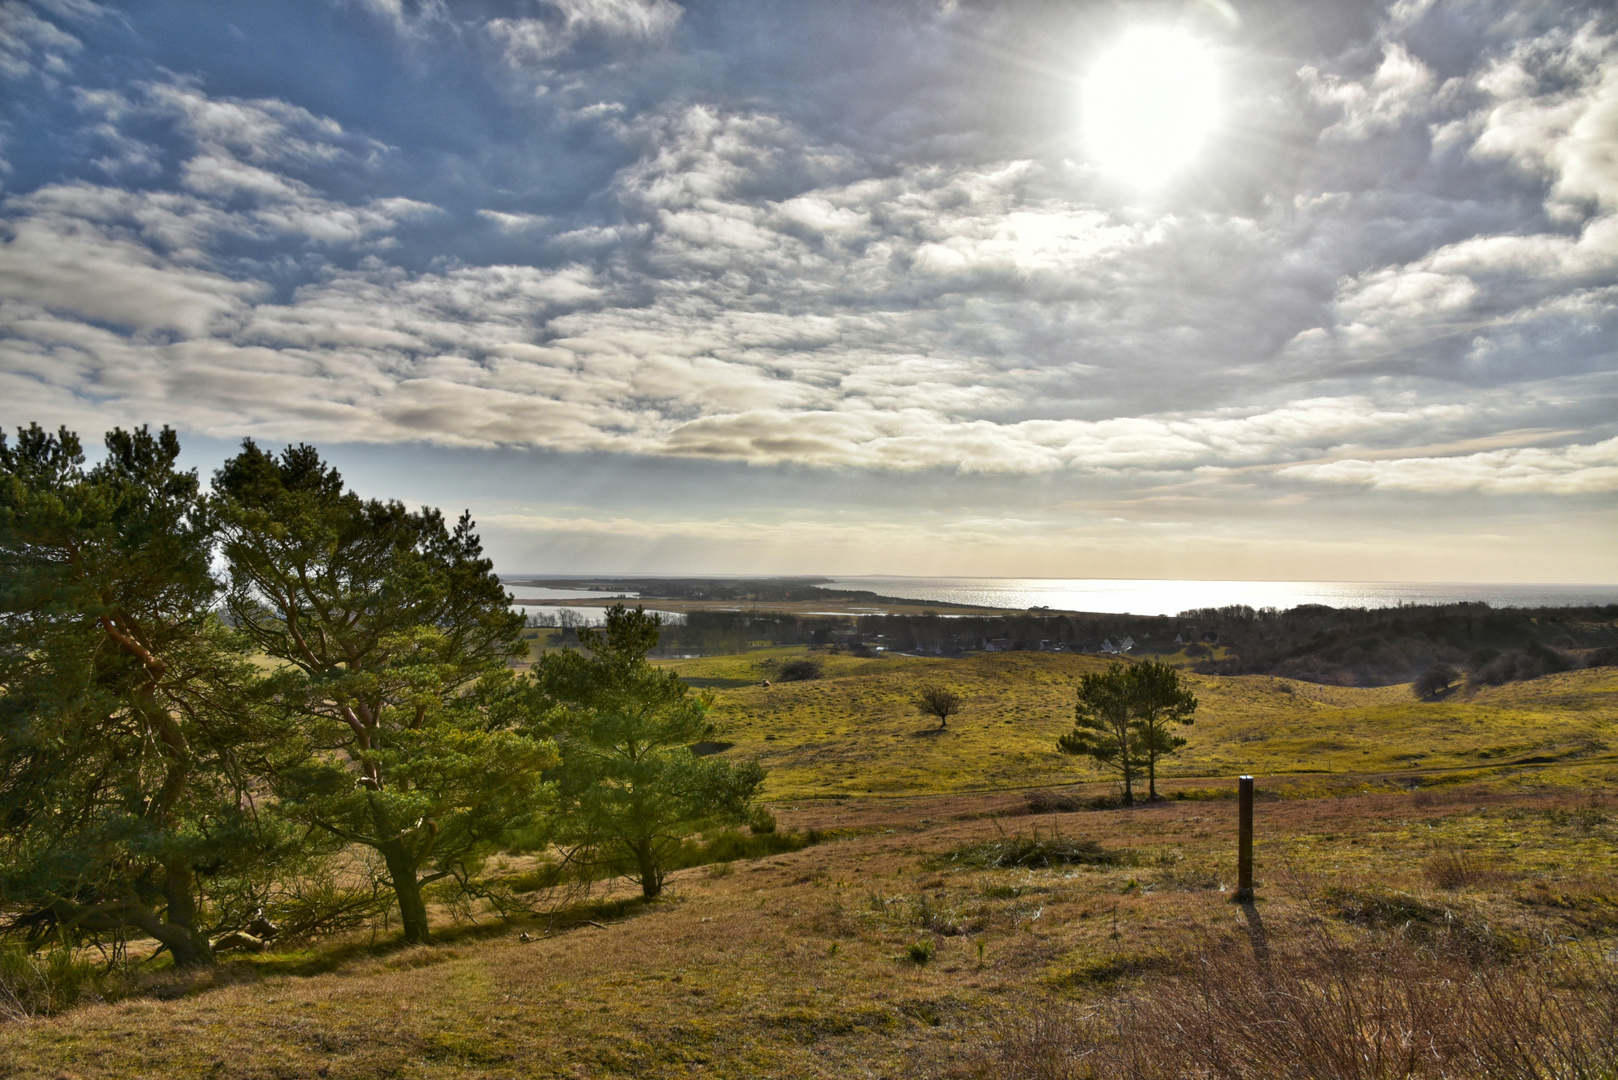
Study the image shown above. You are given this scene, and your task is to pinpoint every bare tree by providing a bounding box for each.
[916,685,963,729]
[1413,662,1461,700]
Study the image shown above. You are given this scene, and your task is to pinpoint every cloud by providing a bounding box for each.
[1464,22,1618,216]
[487,0,681,64]
[0,0,100,82]
[0,213,261,335]
[1280,436,1618,493]
[2,0,1616,545]
[1302,43,1439,140]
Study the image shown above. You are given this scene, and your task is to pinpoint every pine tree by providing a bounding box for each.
[213,441,552,944]
[0,425,298,967]
[1126,660,1198,801]
[534,606,765,899]
[1057,664,1142,806]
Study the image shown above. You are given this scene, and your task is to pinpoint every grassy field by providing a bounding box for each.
[660,648,1618,799]
[3,650,1616,1079]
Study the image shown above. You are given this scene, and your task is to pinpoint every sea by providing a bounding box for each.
[812,577,1618,617]
[502,577,1618,619]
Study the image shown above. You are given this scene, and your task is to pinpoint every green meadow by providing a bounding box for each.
[660,648,1618,799]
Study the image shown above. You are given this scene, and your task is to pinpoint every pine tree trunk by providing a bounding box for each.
[127,863,214,969]
[380,839,431,944]
[162,857,215,967]
[634,838,662,899]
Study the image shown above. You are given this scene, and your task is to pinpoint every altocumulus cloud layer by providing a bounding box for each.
[0,0,1615,579]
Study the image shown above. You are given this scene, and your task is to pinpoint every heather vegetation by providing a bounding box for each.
[3,429,1617,1078]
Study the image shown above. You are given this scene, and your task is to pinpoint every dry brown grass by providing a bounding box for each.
[1422,848,1506,890]
[918,927,1618,1080]
[2,780,1615,1078]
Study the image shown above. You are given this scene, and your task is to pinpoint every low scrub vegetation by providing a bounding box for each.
[1466,642,1578,687]
[666,827,821,871]
[776,658,824,682]
[935,830,1122,870]
[925,927,1618,1080]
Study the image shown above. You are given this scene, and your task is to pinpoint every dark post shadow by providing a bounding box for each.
[1238,899,1271,972]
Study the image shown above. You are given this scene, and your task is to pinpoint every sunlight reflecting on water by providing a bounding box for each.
[817,578,1618,616]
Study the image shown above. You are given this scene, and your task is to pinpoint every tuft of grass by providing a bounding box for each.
[904,939,936,965]
[912,895,974,936]
[1423,848,1503,890]
[0,947,115,1019]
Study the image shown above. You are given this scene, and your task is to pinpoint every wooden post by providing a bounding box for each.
[1235,775,1254,901]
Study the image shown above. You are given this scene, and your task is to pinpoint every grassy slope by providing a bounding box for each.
[664,649,1618,799]
[3,652,1616,1079]
[5,787,1614,1080]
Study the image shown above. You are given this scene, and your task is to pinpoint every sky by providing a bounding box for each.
[1,0,1615,582]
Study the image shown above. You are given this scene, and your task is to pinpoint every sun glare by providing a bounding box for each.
[1082,25,1223,187]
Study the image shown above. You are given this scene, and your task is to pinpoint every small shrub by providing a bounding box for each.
[268,878,396,942]
[905,939,936,964]
[749,807,778,834]
[777,658,823,681]
[1321,885,1521,958]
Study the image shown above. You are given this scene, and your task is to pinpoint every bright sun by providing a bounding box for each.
[1082,25,1223,187]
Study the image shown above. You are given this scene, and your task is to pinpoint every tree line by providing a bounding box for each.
[0,425,764,967]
